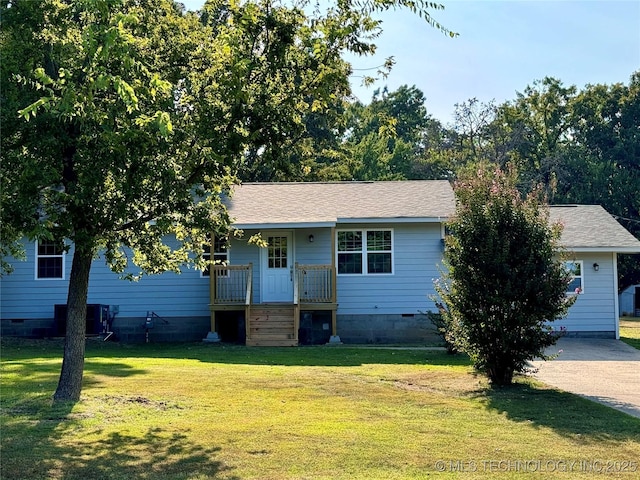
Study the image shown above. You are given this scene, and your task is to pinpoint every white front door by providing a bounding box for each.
[261,232,294,302]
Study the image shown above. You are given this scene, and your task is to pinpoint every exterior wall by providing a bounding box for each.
[553,252,618,337]
[335,223,443,316]
[294,228,333,265]
[1,238,210,341]
[111,315,210,343]
[1,235,624,342]
[227,231,262,303]
[228,228,333,304]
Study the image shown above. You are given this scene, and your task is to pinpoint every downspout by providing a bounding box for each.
[329,225,341,344]
[613,252,620,340]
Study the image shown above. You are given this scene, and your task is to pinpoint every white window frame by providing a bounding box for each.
[565,260,584,294]
[201,236,229,278]
[337,228,394,276]
[35,239,65,280]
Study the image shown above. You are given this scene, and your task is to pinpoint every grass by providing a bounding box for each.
[2,338,640,479]
[620,317,640,350]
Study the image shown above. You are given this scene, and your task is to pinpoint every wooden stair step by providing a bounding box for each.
[246,304,297,347]
[246,339,298,347]
[250,330,294,337]
[248,333,294,340]
[250,314,294,320]
[250,318,294,324]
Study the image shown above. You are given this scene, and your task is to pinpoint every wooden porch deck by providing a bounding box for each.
[209,263,337,346]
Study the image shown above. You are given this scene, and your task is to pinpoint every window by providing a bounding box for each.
[36,240,64,279]
[565,261,583,294]
[202,236,229,277]
[267,235,288,269]
[337,229,393,275]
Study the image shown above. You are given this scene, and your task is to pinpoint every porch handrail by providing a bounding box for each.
[295,263,335,304]
[212,264,252,305]
[293,263,300,306]
[245,263,253,306]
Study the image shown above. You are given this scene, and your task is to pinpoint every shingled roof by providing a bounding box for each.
[550,205,640,252]
[225,182,640,253]
[226,181,455,227]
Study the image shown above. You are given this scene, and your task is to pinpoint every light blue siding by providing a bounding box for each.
[1,239,210,321]
[227,231,261,303]
[294,229,332,265]
[553,253,618,334]
[0,232,622,338]
[336,223,443,315]
[228,228,333,304]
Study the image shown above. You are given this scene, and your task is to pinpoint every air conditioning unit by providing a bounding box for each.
[53,304,109,336]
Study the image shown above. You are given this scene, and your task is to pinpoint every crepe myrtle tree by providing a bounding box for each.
[1,0,455,402]
[433,164,576,386]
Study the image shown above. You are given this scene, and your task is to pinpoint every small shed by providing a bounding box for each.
[619,284,640,317]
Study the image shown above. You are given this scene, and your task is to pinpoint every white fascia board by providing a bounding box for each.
[567,247,640,253]
[231,221,336,230]
[336,217,447,224]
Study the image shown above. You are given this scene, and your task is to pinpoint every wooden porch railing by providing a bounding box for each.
[294,263,336,342]
[211,262,336,343]
[295,263,335,304]
[211,264,253,305]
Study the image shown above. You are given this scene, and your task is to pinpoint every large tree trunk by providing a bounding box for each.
[53,244,94,403]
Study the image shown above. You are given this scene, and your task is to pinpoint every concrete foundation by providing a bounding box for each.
[336,313,441,344]
[111,316,210,343]
[0,315,211,343]
[0,314,618,343]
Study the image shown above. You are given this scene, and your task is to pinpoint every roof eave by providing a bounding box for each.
[567,246,640,253]
[336,216,449,224]
[232,221,337,230]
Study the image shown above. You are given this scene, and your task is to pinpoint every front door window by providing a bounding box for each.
[267,236,288,269]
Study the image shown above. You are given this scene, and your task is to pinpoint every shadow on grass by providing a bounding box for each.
[620,336,640,350]
[1,337,472,368]
[1,357,149,402]
[0,397,238,480]
[99,342,474,367]
[477,379,640,442]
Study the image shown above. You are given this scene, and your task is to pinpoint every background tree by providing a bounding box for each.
[0,0,454,402]
[434,165,575,386]
[492,75,640,290]
[438,75,639,291]
[313,84,442,180]
[561,74,640,291]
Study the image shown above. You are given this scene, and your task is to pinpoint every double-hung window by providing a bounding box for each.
[36,240,65,279]
[202,236,229,277]
[337,229,393,275]
[565,261,583,294]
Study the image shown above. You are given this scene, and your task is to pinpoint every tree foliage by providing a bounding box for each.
[434,165,575,386]
[309,84,442,180]
[0,0,453,402]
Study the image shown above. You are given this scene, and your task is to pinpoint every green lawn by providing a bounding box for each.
[2,338,639,479]
[620,317,640,350]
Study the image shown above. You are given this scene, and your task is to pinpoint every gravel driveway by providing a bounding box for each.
[529,338,640,418]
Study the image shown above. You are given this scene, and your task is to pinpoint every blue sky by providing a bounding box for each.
[180,0,640,124]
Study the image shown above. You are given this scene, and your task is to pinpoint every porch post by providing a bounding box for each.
[329,226,341,344]
[294,262,300,343]
[204,232,220,343]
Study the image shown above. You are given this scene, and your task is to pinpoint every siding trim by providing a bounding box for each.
[336,228,395,276]
[34,240,66,281]
[613,252,620,339]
